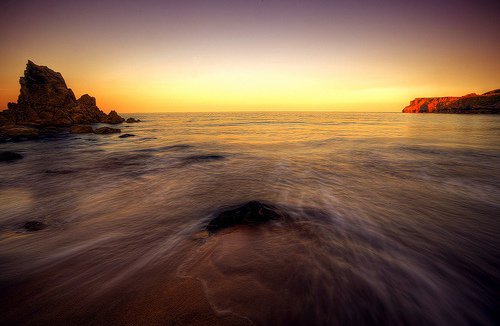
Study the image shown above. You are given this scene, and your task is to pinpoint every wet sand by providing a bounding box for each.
[0,243,250,325]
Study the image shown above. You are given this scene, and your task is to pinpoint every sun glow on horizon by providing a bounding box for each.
[1,0,499,113]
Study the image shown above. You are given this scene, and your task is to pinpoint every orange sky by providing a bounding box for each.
[1,0,499,113]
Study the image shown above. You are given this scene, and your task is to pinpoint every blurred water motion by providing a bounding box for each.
[1,112,499,325]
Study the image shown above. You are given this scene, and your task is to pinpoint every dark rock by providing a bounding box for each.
[101,110,125,124]
[70,125,94,134]
[206,201,288,233]
[71,94,107,124]
[94,127,121,134]
[126,117,141,123]
[0,61,124,133]
[0,126,39,140]
[119,133,136,138]
[23,221,46,231]
[0,151,23,162]
[403,89,500,113]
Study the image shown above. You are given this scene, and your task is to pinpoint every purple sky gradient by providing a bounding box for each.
[1,0,499,111]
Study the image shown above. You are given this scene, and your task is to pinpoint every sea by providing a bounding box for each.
[1,112,499,325]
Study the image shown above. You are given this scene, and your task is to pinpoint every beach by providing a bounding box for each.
[1,112,499,324]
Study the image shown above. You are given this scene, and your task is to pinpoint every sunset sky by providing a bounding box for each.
[1,0,499,113]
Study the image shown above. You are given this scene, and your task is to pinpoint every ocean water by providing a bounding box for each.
[0,112,499,325]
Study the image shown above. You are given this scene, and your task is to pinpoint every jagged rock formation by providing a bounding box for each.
[403,89,500,113]
[102,110,125,124]
[0,61,140,139]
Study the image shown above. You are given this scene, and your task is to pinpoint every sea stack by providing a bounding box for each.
[0,61,130,139]
[402,89,500,114]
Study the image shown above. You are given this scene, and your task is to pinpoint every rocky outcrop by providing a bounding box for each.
[126,117,141,123]
[403,89,500,113]
[0,61,142,137]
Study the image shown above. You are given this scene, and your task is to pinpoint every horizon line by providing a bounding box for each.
[118,110,401,114]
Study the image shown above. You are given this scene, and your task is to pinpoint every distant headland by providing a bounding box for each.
[0,61,140,141]
[403,89,500,114]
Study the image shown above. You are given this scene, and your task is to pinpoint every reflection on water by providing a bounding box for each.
[1,112,499,325]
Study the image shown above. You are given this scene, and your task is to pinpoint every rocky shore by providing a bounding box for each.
[0,61,139,141]
[402,89,500,113]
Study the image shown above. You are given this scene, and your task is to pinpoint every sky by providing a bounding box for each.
[1,0,499,113]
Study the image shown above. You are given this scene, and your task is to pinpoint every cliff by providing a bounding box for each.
[0,61,125,127]
[402,90,500,113]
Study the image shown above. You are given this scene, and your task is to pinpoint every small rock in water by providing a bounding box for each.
[23,221,46,231]
[119,133,136,138]
[94,127,121,134]
[206,201,287,234]
[0,151,23,162]
[70,125,94,134]
[126,117,141,123]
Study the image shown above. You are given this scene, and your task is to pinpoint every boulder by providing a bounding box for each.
[94,127,121,134]
[70,125,94,134]
[0,61,125,133]
[0,151,23,162]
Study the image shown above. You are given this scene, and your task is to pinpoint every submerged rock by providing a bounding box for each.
[95,127,121,134]
[0,61,125,135]
[119,133,136,138]
[183,155,226,164]
[403,89,500,113]
[126,117,141,123]
[70,124,94,134]
[206,201,288,233]
[0,151,23,162]
[23,221,46,231]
